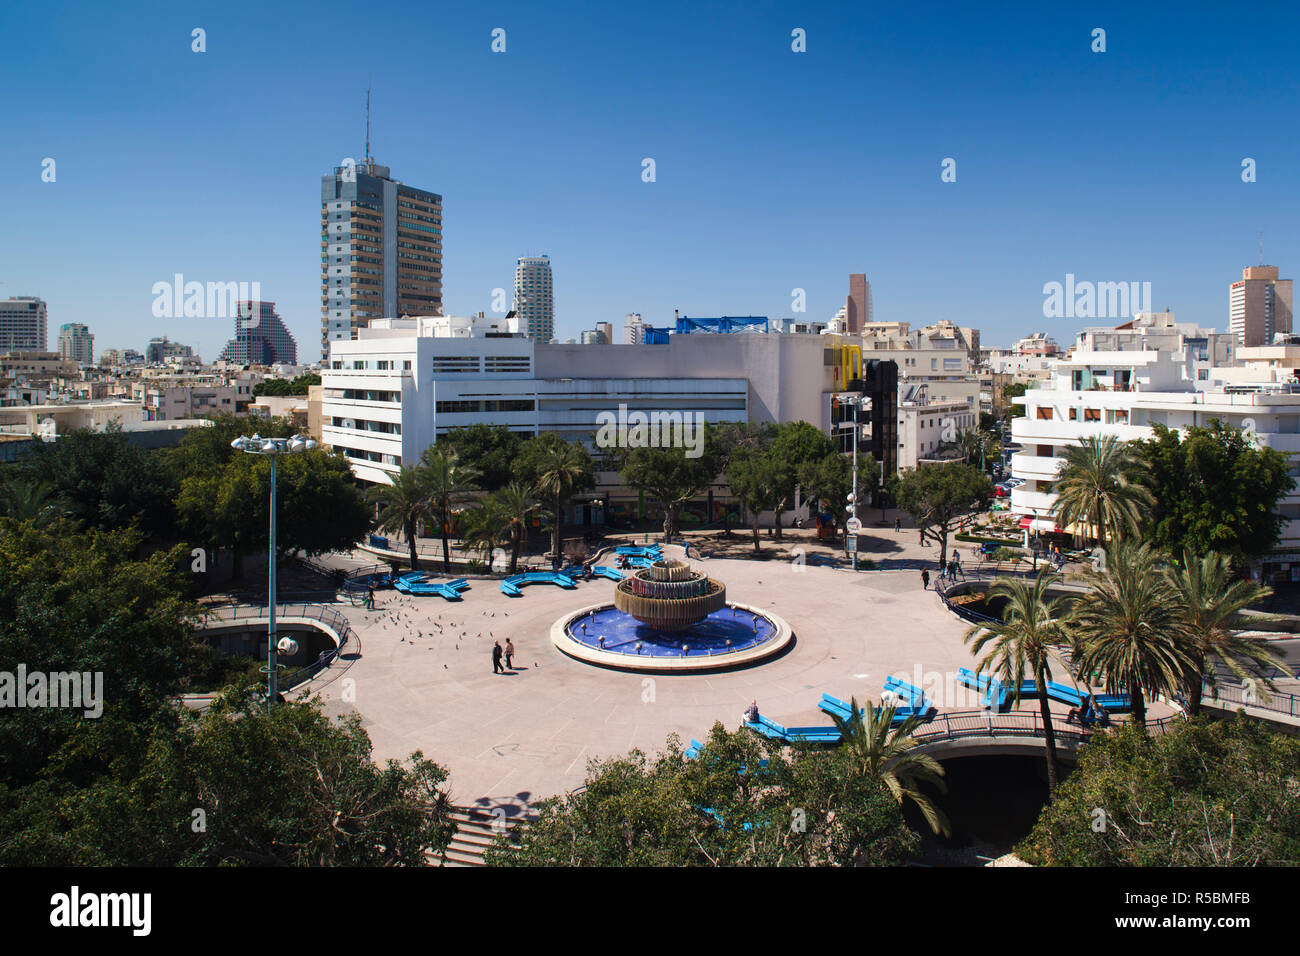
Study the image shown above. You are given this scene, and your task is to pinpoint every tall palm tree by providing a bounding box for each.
[1165,549,1283,715]
[1050,435,1153,549]
[532,441,589,561]
[1072,541,1196,730]
[420,447,481,572]
[964,570,1071,796]
[490,482,542,573]
[459,497,509,571]
[366,466,432,571]
[829,697,950,837]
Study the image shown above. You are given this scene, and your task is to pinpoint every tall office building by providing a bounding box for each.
[0,297,48,351]
[623,312,645,344]
[514,256,554,342]
[321,159,443,358]
[845,274,873,334]
[57,322,94,364]
[218,301,299,365]
[1230,265,1293,346]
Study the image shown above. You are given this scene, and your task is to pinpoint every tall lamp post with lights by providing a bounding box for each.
[230,433,317,706]
[838,393,871,571]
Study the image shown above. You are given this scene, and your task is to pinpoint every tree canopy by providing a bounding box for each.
[1136,421,1294,563]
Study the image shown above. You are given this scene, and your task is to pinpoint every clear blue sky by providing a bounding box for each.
[4,0,1298,360]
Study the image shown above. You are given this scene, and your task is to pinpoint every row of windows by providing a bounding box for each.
[435,399,535,414]
[336,447,401,466]
[332,417,401,434]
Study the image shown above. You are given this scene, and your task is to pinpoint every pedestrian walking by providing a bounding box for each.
[921,568,930,590]
[504,639,515,669]
[366,585,375,610]
[894,516,901,533]
[492,640,504,674]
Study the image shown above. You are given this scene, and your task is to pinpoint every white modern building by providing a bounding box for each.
[321,315,867,488]
[57,323,94,365]
[1010,346,1300,576]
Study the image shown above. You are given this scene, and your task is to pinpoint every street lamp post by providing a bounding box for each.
[841,393,869,572]
[230,433,317,706]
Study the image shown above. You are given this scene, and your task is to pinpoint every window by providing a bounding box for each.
[1036,407,1054,420]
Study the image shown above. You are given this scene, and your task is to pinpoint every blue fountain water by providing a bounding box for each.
[566,604,777,658]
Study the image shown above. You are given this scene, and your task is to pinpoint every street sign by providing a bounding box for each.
[845,534,859,553]
[846,517,863,533]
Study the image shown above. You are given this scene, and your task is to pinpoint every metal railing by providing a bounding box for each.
[198,601,355,650]
[1201,680,1300,718]
[912,709,1181,748]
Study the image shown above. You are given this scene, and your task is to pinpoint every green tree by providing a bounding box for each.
[16,426,176,537]
[797,452,879,535]
[1164,549,1283,716]
[1137,421,1295,563]
[419,446,481,572]
[367,466,432,570]
[516,435,594,559]
[710,422,774,535]
[1018,716,1300,866]
[890,462,993,563]
[1002,382,1027,420]
[769,422,838,540]
[621,441,721,542]
[251,373,320,397]
[726,443,784,553]
[828,698,950,836]
[1050,435,1152,550]
[435,424,523,492]
[964,571,1072,796]
[1072,542,1196,730]
[489,725,918,866]
[0,683,456,866]
[0,476,68,528]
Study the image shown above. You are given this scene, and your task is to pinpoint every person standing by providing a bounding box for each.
[492,640,504,674]
[504,639,515,669]
[921,568,930,590]
[366,585,375,610]
[894,516,901,533]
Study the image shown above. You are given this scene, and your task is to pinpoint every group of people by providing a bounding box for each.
[491,639,517,674]
[919,549,964,590]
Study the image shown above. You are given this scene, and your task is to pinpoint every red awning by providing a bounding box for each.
[1018,516,1034,529]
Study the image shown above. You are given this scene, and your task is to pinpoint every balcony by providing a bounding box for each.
[1010,452,1061,480]
[1010,487,1057,513]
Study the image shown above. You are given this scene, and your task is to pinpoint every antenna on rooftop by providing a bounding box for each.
[1259,231,1264,266]
[364,86,372,165]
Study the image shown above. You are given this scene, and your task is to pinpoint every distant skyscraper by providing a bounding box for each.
[219,301,298,365]
[57,322,93,364]
[0,297,47,351]
[146,336,197,365]
[845,274,873,334]
[596,321,613,344]
[1231,265,1293,346]
[623,312,645,344]
[321,159,443,358]
[514,256,554,342]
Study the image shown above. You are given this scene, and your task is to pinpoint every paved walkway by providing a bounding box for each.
[306,554,1168,815]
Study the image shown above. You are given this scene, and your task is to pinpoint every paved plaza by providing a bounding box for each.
[308,551,1008,812]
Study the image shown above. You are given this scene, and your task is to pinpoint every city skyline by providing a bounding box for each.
[4,1,1298,360]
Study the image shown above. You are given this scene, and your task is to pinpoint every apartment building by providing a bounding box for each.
[57,323,94,365]
[0,298,48,352]
[1230,265,1292,347]
[321,160,443,357]
[1010,346,1300,577]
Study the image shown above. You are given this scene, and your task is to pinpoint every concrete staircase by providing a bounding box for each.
[441,806,532,867]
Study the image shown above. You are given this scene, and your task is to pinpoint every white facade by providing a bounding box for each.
[1010,349,1300,557]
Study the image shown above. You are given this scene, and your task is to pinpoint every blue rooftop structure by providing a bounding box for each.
[642,315,770,342]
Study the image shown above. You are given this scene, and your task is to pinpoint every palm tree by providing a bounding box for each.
[0,477,66,528]
[459,497,509,571]
[964,571,1071,796]
[1072,541,1196,730]
[1165,549,1283,716]
[366,466,432,571]
[1050,435,1153,549]
[829,697,950,837]
[420,447,481,572]
[532,441,589,561]
[491,482,542,573]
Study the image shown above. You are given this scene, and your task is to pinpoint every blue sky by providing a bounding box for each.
[3,0,1298,360]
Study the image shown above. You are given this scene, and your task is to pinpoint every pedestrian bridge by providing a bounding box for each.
[912,710,1181,760]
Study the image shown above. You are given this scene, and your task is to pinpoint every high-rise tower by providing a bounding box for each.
[321,154,443,359]
[514,256,554,342]
[1230,265,1293,347]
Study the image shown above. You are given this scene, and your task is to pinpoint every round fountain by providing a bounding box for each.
[551,558,792,672]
